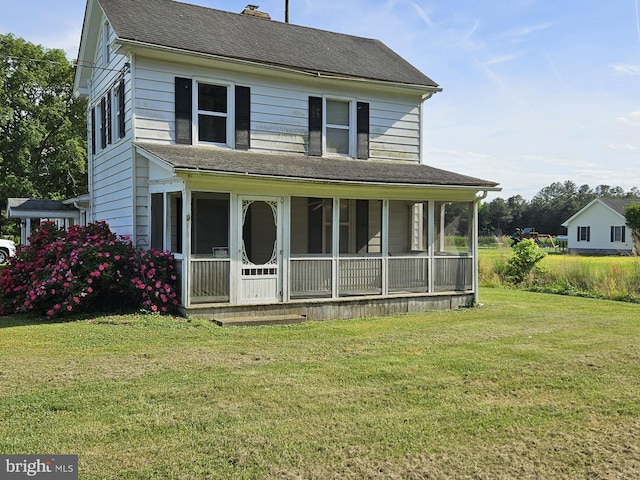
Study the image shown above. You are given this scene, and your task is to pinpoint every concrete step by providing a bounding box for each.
[212,314,307,327]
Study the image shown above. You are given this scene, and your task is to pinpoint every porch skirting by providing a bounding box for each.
[181,292,475,323]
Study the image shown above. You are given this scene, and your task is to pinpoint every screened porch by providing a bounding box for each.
[184,194,475,306]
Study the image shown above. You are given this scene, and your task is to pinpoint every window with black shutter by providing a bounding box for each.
[356,102,370,159]
[235,85,251,150]
[308,96,323,156]
[100,97,107,149]
[175,77,192,144]
[91,107,96,155]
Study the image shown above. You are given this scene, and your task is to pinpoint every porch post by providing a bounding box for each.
[428,201,435,293]
[183,188,192,308]
[381,199,389,296]
[473,199,480,305]
[331,197,340,298]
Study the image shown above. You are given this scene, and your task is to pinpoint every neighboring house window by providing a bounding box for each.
[611,226,626,242]
[308,96,369,159]
[174,77,250,148]
[577,226,590,242]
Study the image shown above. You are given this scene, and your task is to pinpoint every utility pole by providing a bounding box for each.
[285,0,290,23]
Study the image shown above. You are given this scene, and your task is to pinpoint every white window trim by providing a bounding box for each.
[323,96,356,158]
[193,79,235,147]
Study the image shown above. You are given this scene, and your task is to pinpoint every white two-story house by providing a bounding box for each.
[73,0,499,322]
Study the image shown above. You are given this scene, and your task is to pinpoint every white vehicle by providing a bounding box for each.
[0,239,16,263]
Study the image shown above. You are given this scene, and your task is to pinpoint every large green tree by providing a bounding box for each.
[624,203,640,255]
[0,34,87,206]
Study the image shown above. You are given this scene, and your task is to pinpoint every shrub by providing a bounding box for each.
[504,239,546,284]
[0,221,180,319]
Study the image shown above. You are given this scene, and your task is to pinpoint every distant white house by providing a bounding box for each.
[561,198,635,255]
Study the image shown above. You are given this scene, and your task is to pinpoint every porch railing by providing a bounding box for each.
[433,256,472,292]
[388,257,429,293]
[339,257,382,296]
[190,257,230,303]
[290,258,332,299]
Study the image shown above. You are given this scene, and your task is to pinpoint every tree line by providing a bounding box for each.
[479,181,640,236]
[0,34,87,237]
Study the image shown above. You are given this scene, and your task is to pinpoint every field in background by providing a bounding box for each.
[479,244,640,302]
[2,288,639,479]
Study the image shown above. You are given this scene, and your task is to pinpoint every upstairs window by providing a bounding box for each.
[325,100,350,155]
[309,97,369,159]
[198,83,228,144]
[103,22,111,65]
[174,77,250,149]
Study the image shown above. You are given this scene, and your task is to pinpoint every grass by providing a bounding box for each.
[479,247,640,301]
[2,289,640,479]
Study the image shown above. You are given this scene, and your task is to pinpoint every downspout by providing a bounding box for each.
[473,190,490,305]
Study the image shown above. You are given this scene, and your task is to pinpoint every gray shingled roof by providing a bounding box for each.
[98,0,439,88]
[599,197,637,216]
[7,198,77,213]
[135,142,498,188]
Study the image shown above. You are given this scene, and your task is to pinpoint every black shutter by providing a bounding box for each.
[235,85,251,150]
[91,107,96,155]
[356,200,369,253]
[308,198,323,254]
[106,93,112,144]
[118,78,126,138]
[356,102,370,160]
[175,77,192,144]
[622,226,626,243]
[611,226,615,242]
[308,96,323,156]
[100,97,107,149]
[587,226,591,242]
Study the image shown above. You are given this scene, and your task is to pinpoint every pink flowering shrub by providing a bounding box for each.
[0,221,180,319]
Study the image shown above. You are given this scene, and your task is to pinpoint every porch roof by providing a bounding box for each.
[7,198,80,219]
[135,143,499,190]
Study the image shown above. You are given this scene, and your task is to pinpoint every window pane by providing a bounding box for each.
[199,115,227,143]
[326,100,349,126]
[198,84,227,113]
[326,127,349,154]
[192,193,229,255]
[434,202,472,255]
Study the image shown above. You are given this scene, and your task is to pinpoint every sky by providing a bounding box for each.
[1,0,640,200]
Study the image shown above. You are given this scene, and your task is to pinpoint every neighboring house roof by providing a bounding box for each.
[561,197,638,227]
[135,142,499,189]
[95,0,439,89]
[7,198,80,218]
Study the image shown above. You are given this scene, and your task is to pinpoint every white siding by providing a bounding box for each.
[88,16,134,238]
[566,201,632,252]
[133,57,423,162]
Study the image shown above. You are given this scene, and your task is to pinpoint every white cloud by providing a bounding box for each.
[608,144,639,151]
[610,64,640,76]
[409,1,433,27]
[505,23,552,38]
[616,111,640,125]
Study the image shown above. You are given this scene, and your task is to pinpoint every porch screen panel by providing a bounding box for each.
[191,193,230,255]
[433,257,473,292]
[434,202,473,255]
[150,193,163,251]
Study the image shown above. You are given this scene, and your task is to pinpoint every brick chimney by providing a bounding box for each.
[241,5,271,19]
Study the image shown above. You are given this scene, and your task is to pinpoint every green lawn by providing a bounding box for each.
[2,289,639,479]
